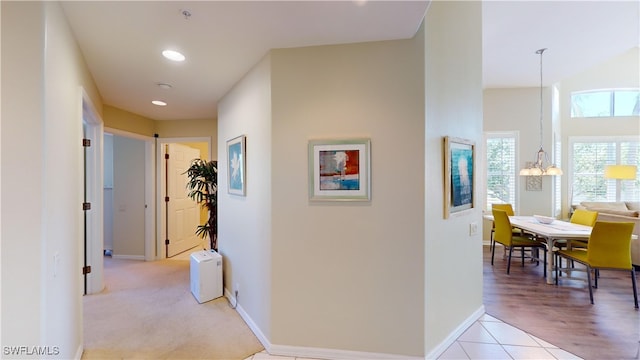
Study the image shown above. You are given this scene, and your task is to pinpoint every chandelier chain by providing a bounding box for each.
[537,48,546,150]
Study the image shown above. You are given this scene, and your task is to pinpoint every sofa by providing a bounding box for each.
[574,201,640,266]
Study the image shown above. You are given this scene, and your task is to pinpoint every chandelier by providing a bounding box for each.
[519,48,562,176]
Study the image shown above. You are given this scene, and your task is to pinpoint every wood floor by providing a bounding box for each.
[483,245,640,360]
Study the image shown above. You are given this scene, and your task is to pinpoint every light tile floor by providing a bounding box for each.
[243,314,582,360]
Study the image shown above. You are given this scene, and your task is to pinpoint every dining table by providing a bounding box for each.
[507,216,593,284]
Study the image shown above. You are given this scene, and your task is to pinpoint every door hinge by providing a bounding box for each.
[82,139,91,147]
[165,196,170,202]
[83,202,91,211]
[165,239,170,245]
[82,265,92,275]
[165,153,169,159]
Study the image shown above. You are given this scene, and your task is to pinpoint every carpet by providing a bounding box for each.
[82,257,264,359]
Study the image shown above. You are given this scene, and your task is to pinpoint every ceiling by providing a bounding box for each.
[60,1,639,122]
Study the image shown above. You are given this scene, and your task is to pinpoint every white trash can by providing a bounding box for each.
[190,250,223,303]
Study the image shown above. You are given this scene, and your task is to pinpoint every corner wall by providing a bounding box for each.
[218,2,484,358]
[423,1,484,355]
[219,36,426,358]
[217,54,274,342]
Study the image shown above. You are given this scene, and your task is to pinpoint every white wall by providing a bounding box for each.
[1,1,46,349]
[484,87,557,216]
[423,1,484,355]
[1,2,102,357]
[560,47,640,214]
[218,54,274,341]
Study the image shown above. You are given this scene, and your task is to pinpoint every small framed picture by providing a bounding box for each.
[227,135,246,196]
[308,138,371,202]
[444,136,475,218]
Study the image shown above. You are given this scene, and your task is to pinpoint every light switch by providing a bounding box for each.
[469,222,478,236]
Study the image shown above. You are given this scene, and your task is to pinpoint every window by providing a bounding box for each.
[485,133,517,211]
[571,89,640,117]
[569,137,640,205]
[553,135,562,216]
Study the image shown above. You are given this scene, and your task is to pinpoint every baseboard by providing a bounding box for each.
[224,287,271,350]
[74,345,83,360]
[268,343,423,360]
[425,305,485,359]
[225,287,475,360]
[112,254,145,260]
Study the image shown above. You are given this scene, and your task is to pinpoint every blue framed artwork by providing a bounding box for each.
[308,138,371,201]
[227,135,246,196]
[444,136,474,218]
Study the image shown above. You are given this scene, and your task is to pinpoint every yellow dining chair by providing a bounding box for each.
[568,209,598,248]
[492,209,547,275]
[557,209,599,268]
[555,221,638,308]
[490,203,516,248]
[570,209,599,227]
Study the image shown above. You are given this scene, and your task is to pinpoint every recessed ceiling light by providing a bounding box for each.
[152,100,167,106]
[157,83,172,90]
[162,50,185,62]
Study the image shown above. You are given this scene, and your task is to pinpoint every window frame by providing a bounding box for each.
[570,88,640,118]
[568,136,640,206]
[483,131,520,213]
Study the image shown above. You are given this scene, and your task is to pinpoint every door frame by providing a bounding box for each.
[81,88,104,295]
[156,137,212,259]
[104,127,156,261]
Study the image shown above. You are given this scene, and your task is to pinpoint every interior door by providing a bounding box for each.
[166,143,201,257]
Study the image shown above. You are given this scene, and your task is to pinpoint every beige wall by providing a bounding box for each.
[182,142,209,161]
[156,118,217,159]
[1,2,103,357]
[423,1,484,355]
[104,104,155,136]
[269,38,426,355]
[104,105,217,153]
[104,107,217,159]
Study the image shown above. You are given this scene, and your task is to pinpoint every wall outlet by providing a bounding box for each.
[469,222,478,236]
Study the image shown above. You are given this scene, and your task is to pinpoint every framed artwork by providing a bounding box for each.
[308,138,371,201]
[227,135,246,196]
[443,136,475,218]
[526,176,542,191]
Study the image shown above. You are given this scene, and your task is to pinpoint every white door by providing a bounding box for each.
[166,143,201,257]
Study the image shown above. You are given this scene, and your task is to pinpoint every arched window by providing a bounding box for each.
[571,89,640,118]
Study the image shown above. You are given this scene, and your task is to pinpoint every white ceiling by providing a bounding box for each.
[60,1,639,122]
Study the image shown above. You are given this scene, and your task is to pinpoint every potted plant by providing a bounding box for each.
[184,159,218,251]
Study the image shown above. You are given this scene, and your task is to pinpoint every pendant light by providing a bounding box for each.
[519,48,563,176]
